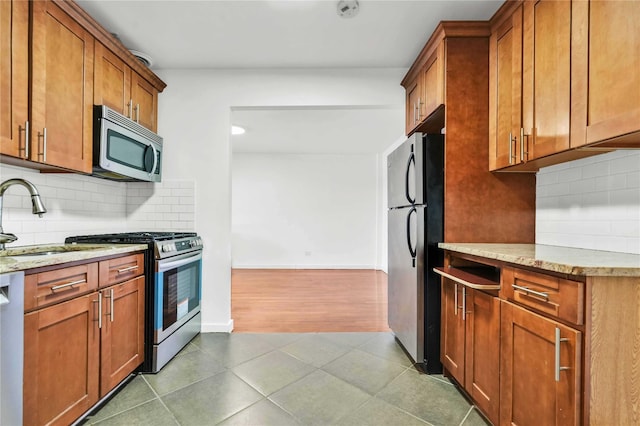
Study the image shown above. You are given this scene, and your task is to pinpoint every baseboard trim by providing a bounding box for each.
[231,264,377,270]
[201,319,234,333]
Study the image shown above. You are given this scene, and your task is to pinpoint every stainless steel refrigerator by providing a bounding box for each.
[387,132,444,373]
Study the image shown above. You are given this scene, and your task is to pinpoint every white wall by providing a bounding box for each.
[232,153,377,268]
[0,163,195,244]
[536,150,640,254]
[155,67,406,332]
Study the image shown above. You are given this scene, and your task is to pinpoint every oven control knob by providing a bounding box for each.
[161,244,172,253]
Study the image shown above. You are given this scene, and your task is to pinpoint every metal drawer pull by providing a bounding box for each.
[512,284,549,301]
[117,265,138,274]
[50,279,86,292]
[555,327,570,381]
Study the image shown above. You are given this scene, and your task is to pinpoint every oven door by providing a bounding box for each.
[154,251,202,343]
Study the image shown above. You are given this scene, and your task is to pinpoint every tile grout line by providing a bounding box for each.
[367,367,435,426]
[458,405,475,426]
[140,373,182,426]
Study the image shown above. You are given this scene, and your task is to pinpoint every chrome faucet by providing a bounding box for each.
[0,179,47,250]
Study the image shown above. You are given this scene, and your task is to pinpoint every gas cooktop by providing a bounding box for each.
[66,231,197,242]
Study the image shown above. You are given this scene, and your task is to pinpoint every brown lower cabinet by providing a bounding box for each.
[441,278,501,425]
[500,301,581,426]
[23,255,145,426]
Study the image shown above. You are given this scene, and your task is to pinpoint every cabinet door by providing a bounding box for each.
[94,42,131,117]
[441,279,465,384]
[465,289,500,425]
[572,0,640,147]
[0,0,29,158]
[131,72,158,132]
[421,42,445,121]
[405,77,421,135]
[24,293,100,426]
[522,0,571,160]
[489,5,523,170]
[500,301,581,426]
[30,0,94,173]
[100,276,145,396]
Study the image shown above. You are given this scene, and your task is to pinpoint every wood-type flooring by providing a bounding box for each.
[231,269,390,333]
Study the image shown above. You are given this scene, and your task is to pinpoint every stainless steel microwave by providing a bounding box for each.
[92,105,162,182]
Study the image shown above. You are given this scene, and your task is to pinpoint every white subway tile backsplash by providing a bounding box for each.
[0,164,195,245]
[537,150,640,254]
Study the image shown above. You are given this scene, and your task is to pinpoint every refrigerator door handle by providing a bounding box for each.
[406,207,417,267]
[405,151,416,205]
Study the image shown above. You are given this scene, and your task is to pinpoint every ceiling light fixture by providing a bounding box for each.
[231,125,246,135]
[337,0,359,18]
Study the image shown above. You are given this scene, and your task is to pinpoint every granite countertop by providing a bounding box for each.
[438,243,640,277]
[0,243,148,274]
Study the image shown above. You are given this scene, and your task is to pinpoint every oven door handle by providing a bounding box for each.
[157,251,202,273]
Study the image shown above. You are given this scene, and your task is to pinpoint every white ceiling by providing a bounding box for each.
[77,0,501,69]
[231,106,405,154]
[77,0,501,154]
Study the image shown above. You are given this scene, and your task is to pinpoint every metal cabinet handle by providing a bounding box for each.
[43,127,47,162]
[18,121,29,158]
[98,292,103,329]
[117,265,138,274]
[38,128,47,162]
[417,97,422,121]
[135,104,140,123]
[462,286,467,321]
[520,128,528,162]
[508,132,518,165]
[50,278,86,292]
[128,99,133,118]
[454,283,458,316]
[512,283,549,301]
[110,288,114,322]
[555,327,570,381]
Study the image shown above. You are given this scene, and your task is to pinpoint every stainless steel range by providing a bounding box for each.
[66,232,203,372]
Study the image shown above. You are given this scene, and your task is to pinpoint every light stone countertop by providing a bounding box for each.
[438,243,640,277]
[0,243,148,274]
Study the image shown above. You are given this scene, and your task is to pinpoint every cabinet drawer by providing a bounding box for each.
[99,253,144,287]
[25,263,99,311]
[502,267,584,325]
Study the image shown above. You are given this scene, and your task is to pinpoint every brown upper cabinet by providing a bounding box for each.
[402,39,445,135]
[490,0,640,172]
[94,43,159,132]
[490,0,573,171]
[571,0,640,149]
[1,0,166,174]
[30,0,95,174]
[0,0,29,159]
[488,4,523,170]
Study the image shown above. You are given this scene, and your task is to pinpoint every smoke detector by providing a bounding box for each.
[337,0,359,18]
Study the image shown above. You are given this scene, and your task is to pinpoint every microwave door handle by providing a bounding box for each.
[149,143,158,176]
[158,252,202,273]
